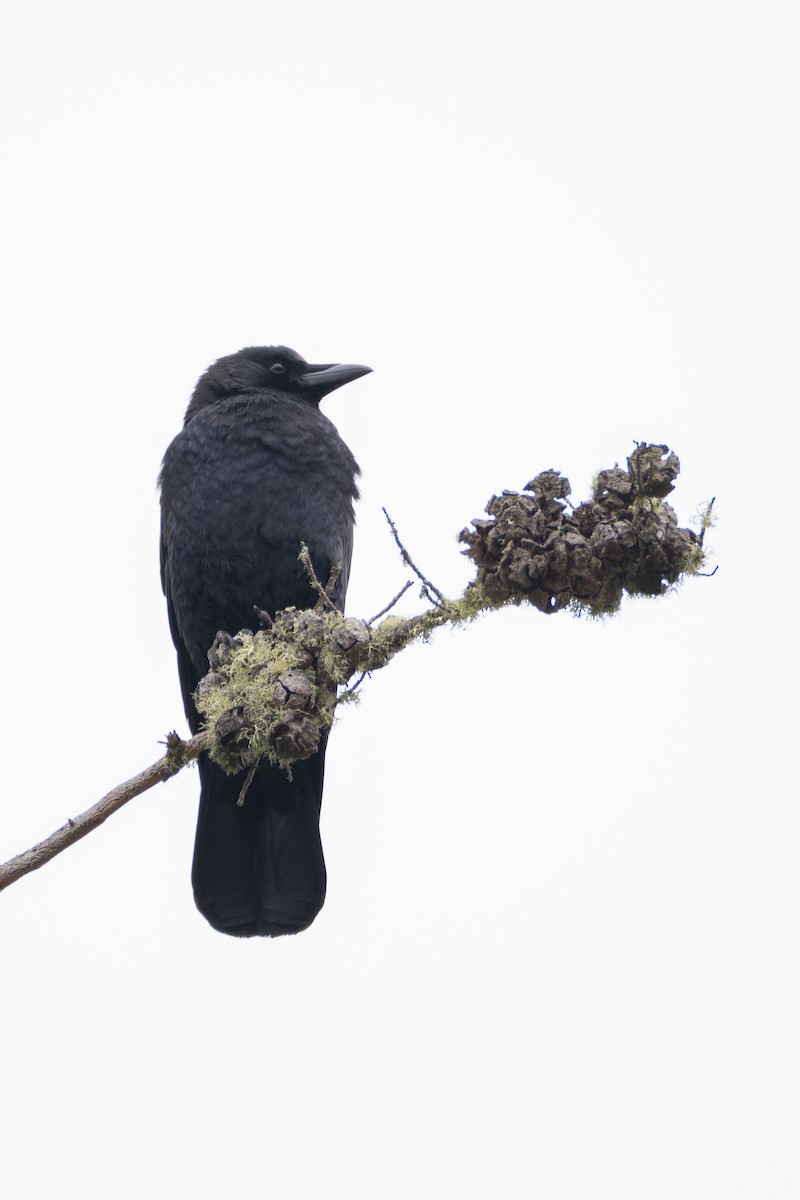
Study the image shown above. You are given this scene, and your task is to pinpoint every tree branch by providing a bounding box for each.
[0,442,713,897]
[0,731,207,892]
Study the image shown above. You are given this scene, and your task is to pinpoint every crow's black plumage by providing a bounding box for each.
[159,346,370,937]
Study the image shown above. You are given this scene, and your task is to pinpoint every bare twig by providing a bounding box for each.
[298,543,338,611]
[236,759,260,807]
[0,730,208,893]
[368,579,414,626]
[382,508,447,606]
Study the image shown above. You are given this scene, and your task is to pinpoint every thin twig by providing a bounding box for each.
[382,508,447,606]
[0,730,209,892]
[368,579,414,626]
[236,759,260,807]
[698,497,716,546]
[298,543,338,611]
[324,561,342,600]
[337,672,367,703]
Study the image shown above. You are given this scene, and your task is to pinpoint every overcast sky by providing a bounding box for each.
[1,2,798,1197]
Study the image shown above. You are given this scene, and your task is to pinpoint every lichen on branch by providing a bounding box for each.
[194,442,711,778]
[193,607,427,775]
[0,443,712,898]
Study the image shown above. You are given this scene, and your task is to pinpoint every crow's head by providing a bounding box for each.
[185,345,372,423]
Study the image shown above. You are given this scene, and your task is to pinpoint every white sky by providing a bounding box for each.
[1,2,798,1196]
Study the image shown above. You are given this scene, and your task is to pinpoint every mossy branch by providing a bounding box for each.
[195,442,712,777]
[0,441,712,892]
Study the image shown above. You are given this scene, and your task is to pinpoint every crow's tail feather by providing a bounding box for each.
[191,749,327,937]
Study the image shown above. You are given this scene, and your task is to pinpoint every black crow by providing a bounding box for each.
[159,346,370,936]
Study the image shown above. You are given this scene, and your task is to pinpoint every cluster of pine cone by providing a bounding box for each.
[459,444,702,615]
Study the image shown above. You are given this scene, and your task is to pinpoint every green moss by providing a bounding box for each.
[194,629,318,774]
[411,582,494,640]
[700,500,716,530]
[680,542,707,576]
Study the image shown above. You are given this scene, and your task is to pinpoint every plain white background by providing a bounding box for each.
[1,2,797,1196]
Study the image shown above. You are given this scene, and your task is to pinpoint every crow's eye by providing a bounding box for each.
[270,362,286,375]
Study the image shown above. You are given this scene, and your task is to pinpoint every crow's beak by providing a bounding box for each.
[300,362,373,398]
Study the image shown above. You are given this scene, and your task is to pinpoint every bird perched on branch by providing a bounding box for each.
[159,346,371,936]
